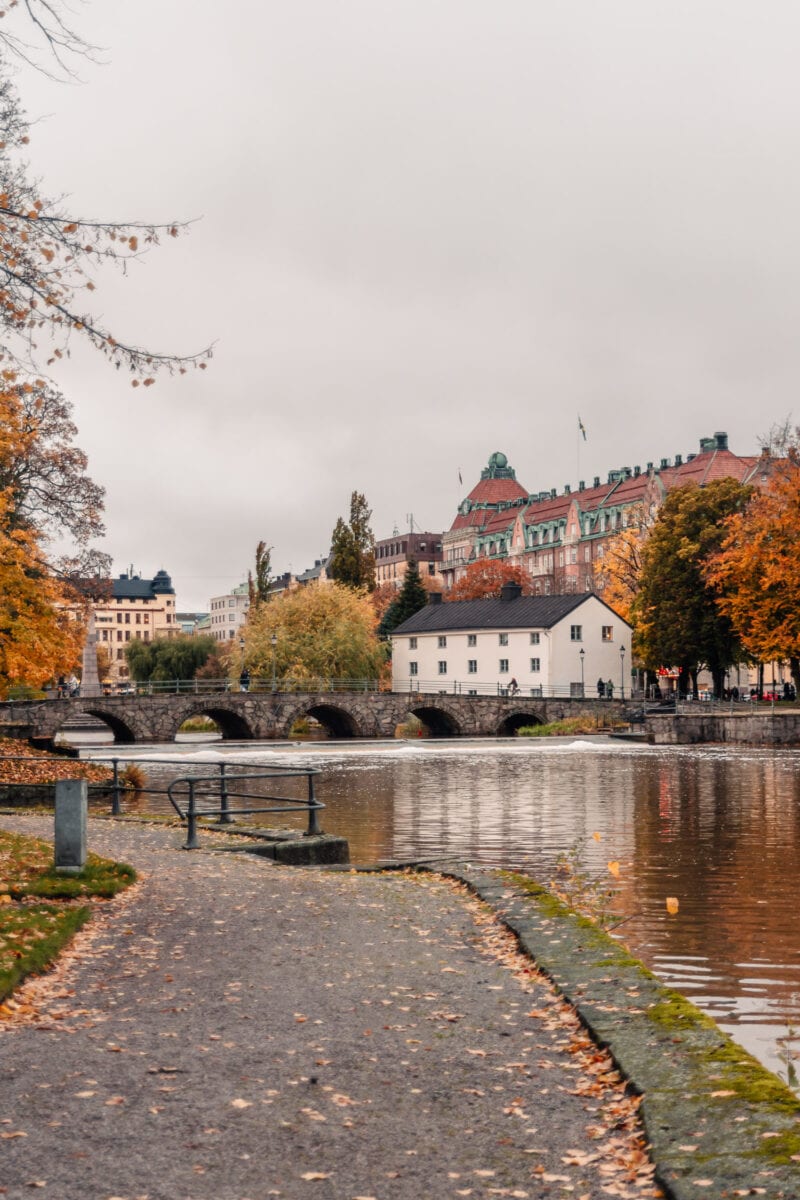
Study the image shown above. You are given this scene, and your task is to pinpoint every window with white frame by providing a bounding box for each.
[530,632,540,644]
[467,634,477,647]
[468,660,477,674]
[438,661,447,674]
[409,637,417,649]
[602,626,613,642]
[499,659,509,673]
[570,625,583,641]
[437,636,447,648]
[498,632,508,646]
[530,657,541,672]
[409,662,418,676]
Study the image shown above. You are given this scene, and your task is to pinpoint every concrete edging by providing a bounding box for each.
[416,861,800,1200]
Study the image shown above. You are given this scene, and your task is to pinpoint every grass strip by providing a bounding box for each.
[0,827,136,1003]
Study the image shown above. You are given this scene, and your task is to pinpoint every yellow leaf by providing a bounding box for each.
[607,861,620,878]
[230,1098,252,1109]
[300,1172,331,1181]
[592,831,602,841]
[666,896,679,915]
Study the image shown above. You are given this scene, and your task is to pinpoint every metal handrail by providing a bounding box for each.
[166,765,323,849]
[0,754,324,846]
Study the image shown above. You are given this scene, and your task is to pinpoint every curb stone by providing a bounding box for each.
[406,860,800,1200]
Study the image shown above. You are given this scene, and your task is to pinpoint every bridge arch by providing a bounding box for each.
[57,706,138,744]
[406,703,464,738]
[280,702,361,739]
[496,709,544,737]
[174,703,255,741]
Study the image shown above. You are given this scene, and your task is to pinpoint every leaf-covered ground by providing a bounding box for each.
[0,738,112,786]
[0,828,136,1003]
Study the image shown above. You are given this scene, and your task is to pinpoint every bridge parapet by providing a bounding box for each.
[0,692,635,745]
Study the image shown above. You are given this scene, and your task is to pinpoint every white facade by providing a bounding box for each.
[391,592,632,698]
[209,582,250,642]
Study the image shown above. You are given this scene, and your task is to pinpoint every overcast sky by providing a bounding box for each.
[13,1,800,609]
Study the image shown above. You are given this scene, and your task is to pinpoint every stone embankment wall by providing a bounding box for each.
[647,712,800,747]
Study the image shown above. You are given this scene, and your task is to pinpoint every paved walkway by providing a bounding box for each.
[0,815,662,1200]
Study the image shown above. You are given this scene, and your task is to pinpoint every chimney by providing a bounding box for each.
[550,488,557,499]
[500,581,523,602]
[428,591,443,606]
[593,476,600,488]
[674,454,683,466]
[564,483,571,494]
[660,458,671,469]
[578,480,585,491]
[715,431,728,450]
[633,465,641,477]
[646,462,653,472]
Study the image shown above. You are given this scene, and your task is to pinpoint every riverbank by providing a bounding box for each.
[1,813,798,1199]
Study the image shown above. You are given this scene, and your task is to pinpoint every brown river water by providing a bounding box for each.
[74,734,800,1086]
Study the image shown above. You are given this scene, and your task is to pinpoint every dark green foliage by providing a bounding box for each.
[328,492,376,591]
[631,480,751,697]
[379,559,429,638]
[125,634,217,682]
[248,540,272,607]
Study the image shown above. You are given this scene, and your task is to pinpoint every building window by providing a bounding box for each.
[116,630,122,642]
[117,613,122,623]
[498,633,508,646]
[409,662,418,676]
[570,625,582,641]
[409,637,417,649]
[467,634,477,647]
[530,657,541,672]
[468,660,477,674]
[125,631,131,641]
[438,661,447,674]
[125,612,130,624]
[437,636,447,648]
[530,632,540,645]
[602,626,613,642]
[499,659,509,673]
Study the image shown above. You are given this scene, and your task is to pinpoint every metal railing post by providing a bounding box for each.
[217,761,232,824]
[111,758,122,816]
[184,781,199,850]
[306,774,321,836]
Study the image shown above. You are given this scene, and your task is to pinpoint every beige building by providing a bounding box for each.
[209,582,250,642]
[93,569,178,685]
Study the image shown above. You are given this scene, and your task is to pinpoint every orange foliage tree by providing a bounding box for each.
[705,445,800,693]
[593,506,649,625]
[446,559,531,602]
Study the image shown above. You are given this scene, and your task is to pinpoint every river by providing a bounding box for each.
[74,733,800,1087]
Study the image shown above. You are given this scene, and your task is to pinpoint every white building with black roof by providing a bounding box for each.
[390,582,632,698]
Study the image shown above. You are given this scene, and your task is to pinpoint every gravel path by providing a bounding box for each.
[0,815,661,1200]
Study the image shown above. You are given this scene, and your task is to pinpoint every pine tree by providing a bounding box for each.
[379,560,429,638]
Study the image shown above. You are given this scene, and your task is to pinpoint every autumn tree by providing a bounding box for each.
[241,581,385,686]
[631,480,752,698]
[705,437,800,694]
[248,541,272,608]
[378,559,429,639]
[0,488,82,694]
[328,492,376,592]
[446,559,531,602]
[593,505,650,624]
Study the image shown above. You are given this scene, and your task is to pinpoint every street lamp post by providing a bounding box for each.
[238,636,245,694]
[620,645,626,701]
[579,647,585,698]
[271,632,278,693]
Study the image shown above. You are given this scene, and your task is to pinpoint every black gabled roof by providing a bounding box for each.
[392,593,614,635]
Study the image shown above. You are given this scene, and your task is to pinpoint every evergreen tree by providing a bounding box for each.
[328,492,376,591]
[379,560,429,638]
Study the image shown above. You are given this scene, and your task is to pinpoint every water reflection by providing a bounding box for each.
[76,735,800,1084]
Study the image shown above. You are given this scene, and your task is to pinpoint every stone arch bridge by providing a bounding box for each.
[0,691,633,745]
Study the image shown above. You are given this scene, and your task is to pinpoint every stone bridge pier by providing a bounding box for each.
[0,691,635,746]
